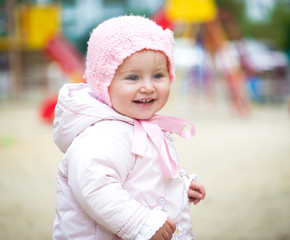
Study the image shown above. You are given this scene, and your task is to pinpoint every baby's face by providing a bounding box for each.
[109,50,171,120]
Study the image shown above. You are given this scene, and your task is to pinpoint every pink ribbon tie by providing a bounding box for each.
[131,115,195,179]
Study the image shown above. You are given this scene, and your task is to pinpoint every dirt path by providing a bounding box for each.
[0,100,289,240]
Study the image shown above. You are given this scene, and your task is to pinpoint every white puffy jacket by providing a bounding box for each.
[53,83,196,240]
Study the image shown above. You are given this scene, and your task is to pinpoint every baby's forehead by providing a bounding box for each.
[129,49,168,62]
[117,50,168,70]
[135,49,165,56]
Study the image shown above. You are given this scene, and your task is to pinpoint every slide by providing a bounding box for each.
[39,34,85,123]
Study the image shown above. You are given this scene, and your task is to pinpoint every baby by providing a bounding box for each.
[53,15,205,240]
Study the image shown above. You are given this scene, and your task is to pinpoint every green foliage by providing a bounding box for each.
[216,0,290,51]
[215,0,245,21]
[271,4,290,50]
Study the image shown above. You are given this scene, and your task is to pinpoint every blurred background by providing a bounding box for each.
[0,0,289,239]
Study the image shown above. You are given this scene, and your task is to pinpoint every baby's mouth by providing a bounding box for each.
[133,99,155,104]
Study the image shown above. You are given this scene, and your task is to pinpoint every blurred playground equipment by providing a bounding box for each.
[0,2,85,122]
[15,3,85,81]
[153,0,289,114]
[0,0,288,122]
[154,0,251,115]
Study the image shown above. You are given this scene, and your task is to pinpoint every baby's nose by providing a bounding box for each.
[140,79,155,93]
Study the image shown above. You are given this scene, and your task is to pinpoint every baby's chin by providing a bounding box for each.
[128,112,156,120]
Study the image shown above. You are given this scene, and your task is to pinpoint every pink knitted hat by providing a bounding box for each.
[84,15,175,107]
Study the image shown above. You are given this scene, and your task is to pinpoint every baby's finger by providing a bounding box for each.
[167,218,176,233]
[190,181,206,198]
[193,198,200,205]
[198,185,206,198]
[188,188,204,200]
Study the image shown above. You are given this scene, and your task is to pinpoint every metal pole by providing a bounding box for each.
[7,0,22,99]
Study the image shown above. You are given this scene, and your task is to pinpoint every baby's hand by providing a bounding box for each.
[188,180,206,205]
[151,218,176,240]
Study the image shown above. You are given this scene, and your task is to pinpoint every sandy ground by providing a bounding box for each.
[0,92,290,240]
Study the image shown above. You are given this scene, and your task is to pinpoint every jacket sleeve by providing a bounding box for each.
[135,210,167,240]
[180,168,200,195]
[66,124,151,239]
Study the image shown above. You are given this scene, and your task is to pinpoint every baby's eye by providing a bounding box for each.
[126,75,139,81]
[153,73,163,79]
